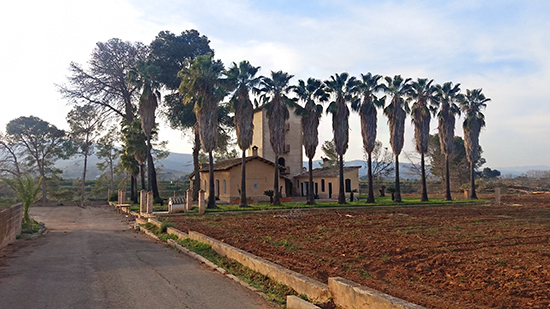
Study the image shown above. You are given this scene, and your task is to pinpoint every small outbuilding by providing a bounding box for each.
[295,165,361,199]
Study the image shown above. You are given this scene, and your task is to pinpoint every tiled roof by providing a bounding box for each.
[187,156,278,179]
[296,166,361,178]
[198,155,275,172]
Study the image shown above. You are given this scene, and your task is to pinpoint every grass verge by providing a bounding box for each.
[138,222,321,307]
[177,238,302,306]
[199,196,486,213]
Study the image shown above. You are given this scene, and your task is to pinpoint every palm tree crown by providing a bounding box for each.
[178,53,226,208]
[460,88,490,199]
[324,72,358,204]
[225,60,261,207]
[257,70,294,205]
[294,77,328,205]
[383,75,412,203]
[434,81,462,200]
[351,72,385,203]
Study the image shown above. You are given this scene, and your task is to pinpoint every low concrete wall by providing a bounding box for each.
[328,277,426,309]
[0,203,23,250]
[188,231,330,302]
[286,295,321,309]
[148,218,163,228]
[166,227,188,240]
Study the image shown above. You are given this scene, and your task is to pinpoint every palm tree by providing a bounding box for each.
[2,175,42,224]
[324,72,358,204]
[434,82,462,201]
[257,71,294,206]
[178,53,226,208]
[352,72,385,203]
[225,60,261,207]
[383,75,412,203]
[293,78,328,205]
[127,61,162,199]
[460,88,490,199]
[410,78,437,202]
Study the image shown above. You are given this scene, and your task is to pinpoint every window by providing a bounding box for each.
[278,157,286,166]
[345,179,352,192]
[314,182,318,195]
[223,180,226,194]
[284,144,290,153]
[253,182,258,190]
[216,180,220,196]
[321,179,325,192]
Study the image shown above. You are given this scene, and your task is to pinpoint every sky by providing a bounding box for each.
[1,0,549,169]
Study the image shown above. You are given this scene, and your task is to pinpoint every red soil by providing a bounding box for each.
[166,194,550,309]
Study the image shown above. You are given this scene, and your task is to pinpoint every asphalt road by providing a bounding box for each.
[0,205,275,309]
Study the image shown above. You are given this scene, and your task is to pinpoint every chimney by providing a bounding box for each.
[252,145,258,157]
[322,157,330,168]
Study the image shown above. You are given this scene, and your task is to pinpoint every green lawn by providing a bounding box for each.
[196,196,486,213]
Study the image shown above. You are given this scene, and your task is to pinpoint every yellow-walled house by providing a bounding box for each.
[188,107,360,203]
[191,154,290,203]
[295,166,361,199]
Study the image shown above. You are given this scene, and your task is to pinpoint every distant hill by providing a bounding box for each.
[55,152,194,180]
[495,165,550,178]
[56,151,548,181]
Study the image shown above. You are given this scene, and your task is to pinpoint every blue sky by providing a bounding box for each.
[1,0,550,169]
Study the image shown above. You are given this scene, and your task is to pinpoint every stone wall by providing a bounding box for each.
[0,203,23,250]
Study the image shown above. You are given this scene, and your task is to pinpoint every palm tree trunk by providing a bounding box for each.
[273,154,281,206]
[338,154,346,204]
[206,151,217,208]
[207,151,216,209]
[147,138,160,200]
[394,154,402,202]
[367,151,374,203]
[240,149,248,207]
[469,160,478,199]
[192,129,200,201]
[307,157,315,205]
[140,164,146,191]
[131,175,137,203]
[445,154,452,201]
[420,152,428,202]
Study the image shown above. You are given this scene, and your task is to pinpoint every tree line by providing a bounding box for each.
[1,29,490,208]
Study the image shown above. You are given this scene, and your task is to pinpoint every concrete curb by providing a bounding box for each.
[286,295,321,309]
[188,231,330,302]
[329,277,426,309]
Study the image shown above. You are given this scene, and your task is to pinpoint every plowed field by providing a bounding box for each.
[166,194,550,308]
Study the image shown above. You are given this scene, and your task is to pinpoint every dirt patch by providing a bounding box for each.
[164,194,550,309]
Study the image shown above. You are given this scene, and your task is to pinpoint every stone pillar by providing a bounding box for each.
[198,190,206,215]
[495,187,501,205]
[186,189,192,211]
[118,189,123,205]
[140,190,147,214]
[147,191,154,214]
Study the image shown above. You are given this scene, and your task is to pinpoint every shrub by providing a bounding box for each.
[108,192,118,202]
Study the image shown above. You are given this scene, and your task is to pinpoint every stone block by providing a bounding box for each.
[198,190,206,215]
[186,189,192,211]
[286,295,321,309]
[147,191,154,214]
[328,277,425,309]
[140,190,147,214]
